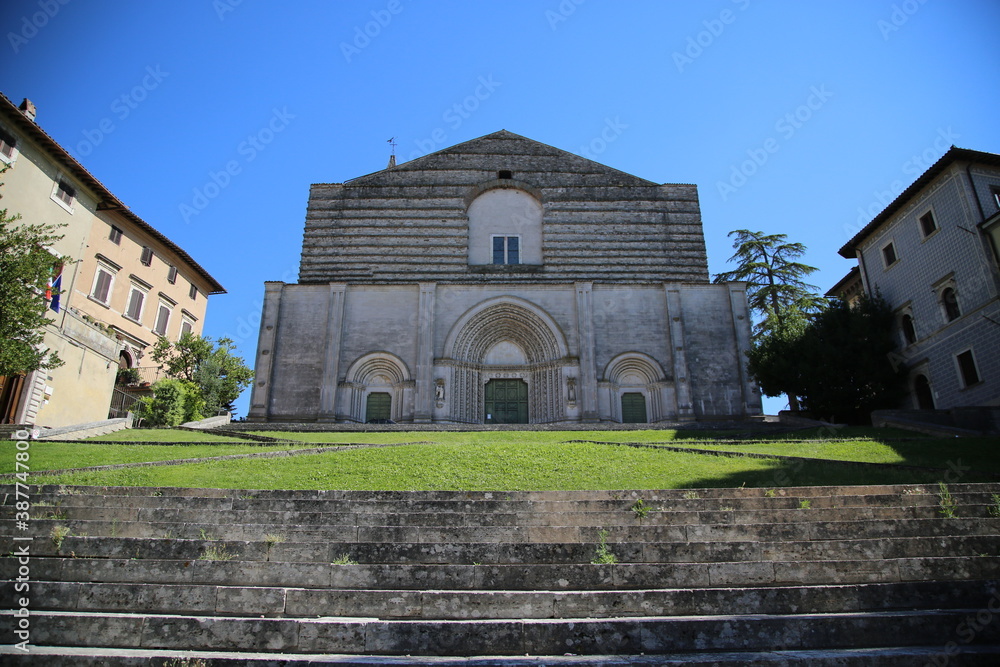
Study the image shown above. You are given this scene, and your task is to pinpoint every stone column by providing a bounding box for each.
[248,282,284,422]
[664,285,694,420]
[318,283,347,422]
[575,282,599,422]
[414,282,436,423]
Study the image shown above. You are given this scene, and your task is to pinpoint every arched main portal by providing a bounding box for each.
[442,297,570,424]
[485,379,529,424]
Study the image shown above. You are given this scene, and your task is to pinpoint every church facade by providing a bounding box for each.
[248,131,761,424]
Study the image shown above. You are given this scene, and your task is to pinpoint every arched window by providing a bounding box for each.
[900,313,916,346]
[467,189,542,266]
[941,287,960,322]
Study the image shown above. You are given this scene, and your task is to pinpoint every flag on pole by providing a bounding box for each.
[48,266,63,313]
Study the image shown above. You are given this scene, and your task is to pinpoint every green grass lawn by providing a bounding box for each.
[248,426,921,445]
[6,427,995,490]
[0,441,319,474]
[22,436,998,490]
[660,437,1000,474]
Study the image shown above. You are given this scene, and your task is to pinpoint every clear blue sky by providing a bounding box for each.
[3,0,998,418]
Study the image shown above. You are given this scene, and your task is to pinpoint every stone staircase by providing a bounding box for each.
[2,483,1000,665]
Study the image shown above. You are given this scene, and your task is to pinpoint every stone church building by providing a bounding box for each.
[248,131,761,424]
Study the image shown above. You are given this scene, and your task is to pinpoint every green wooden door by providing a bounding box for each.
[621,392,647,424]
[484,379,528,424]
[365,392,392,422]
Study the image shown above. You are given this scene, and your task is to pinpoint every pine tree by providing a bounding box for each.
[713,229,826,411]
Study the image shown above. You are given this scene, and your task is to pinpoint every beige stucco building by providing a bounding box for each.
[0,94,225,428]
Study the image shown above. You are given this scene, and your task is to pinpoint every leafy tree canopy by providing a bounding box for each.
[747,295,907,424]
[150,333,253,417]
[135,378,204,427]
[0,168,67,377]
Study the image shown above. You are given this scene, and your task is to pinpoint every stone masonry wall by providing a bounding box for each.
[299,131,709,285]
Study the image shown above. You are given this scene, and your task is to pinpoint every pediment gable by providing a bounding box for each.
[342,130,660,187]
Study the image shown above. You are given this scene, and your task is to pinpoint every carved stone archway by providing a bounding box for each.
[602,352,673,423]
[342,352,413,422]
[441,297,571,423]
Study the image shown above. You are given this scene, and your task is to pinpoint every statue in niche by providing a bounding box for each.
[567,377,577,403]
[435,379,446,402]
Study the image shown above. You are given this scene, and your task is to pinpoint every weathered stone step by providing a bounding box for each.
[21,533,1000,564]
[23,579,997,620]
[5,645,1000,666]
[14,515,999,544]
[16,503,984,526]
[4,608,998,655]
[25,482,1000,502]
[11,556,999,590]
[17,485,998,512]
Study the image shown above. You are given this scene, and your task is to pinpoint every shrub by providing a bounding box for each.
[136,378,204,426]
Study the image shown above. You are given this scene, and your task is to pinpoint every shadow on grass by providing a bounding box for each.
[678,449,998,490]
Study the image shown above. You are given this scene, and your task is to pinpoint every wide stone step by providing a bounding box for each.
[15,503,984,526]
[12,556,1000,590]
[22,533,1000,564]
[4,608,998,655]
[25,482,1000,503]
[13,515,999,544]
[17,487,999,513]
[5,645,1000,666]
[23,580,998,620]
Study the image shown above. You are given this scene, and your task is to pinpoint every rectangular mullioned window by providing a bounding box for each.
[492,235,520,265]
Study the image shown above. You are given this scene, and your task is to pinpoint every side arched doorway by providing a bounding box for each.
[913,374,935,410]
[621,392,648,424]
[365,392,392,422]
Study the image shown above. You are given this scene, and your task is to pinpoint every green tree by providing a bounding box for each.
[0,168,67,377]
[713,229,826,410]
[150,333,253,417]
[747,296,907,424]
[135,378,204,426]
[713,229,827,336]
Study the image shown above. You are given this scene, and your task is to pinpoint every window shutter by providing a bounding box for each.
[154,305,170,335]
[127,289,144,320]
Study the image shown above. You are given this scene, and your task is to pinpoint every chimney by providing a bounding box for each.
[19,98,36,122]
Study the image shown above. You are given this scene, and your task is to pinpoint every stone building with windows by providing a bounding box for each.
[838,146,1000,411]
[249,131,761,424]
[0,94,225,427]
